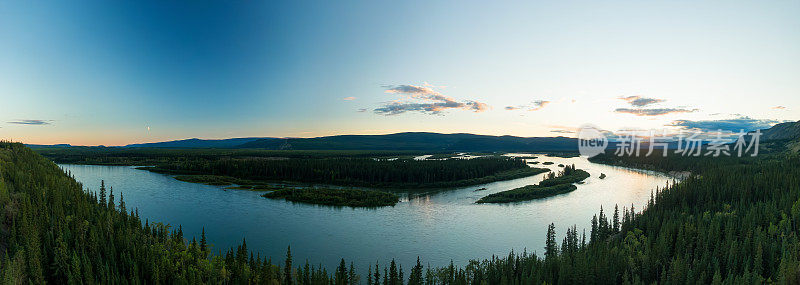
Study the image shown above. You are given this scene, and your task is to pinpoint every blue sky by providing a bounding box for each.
[1,0,798,145]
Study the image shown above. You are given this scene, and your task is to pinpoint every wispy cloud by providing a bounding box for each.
[505,100,550,111]
[669,117,778,133]
[550,129,575,134]
[8,119,52,125]
[619,95,665,107]
[384,85,437,95]
[343,97,356,101]
[615,108,697,116]
[374,84,489,115]
[773,106,787,110]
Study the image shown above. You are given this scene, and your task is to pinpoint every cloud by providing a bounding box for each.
[619,95,665,107]
[374,84,489,115]
[342,97,356,101]
[669,117,778,133]
[465,101,490,112]
[529,100,549,111]
[505,100,550,111]
[383,85,438,95]
[615,108,697,116]
[773,106,787,110]
[8,119,52,125]
[550,129,575,134]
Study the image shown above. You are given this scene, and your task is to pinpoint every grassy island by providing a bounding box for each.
[477,165,589,203]
[262,187,400,207]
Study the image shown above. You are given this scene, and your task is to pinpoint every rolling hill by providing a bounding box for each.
[760,120,800,141]
[238,132,578,152]
[124,137,275,148]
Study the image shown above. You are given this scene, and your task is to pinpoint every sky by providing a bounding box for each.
[0,0,798,146]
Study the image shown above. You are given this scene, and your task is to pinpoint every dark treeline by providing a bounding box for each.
[141,157,540,188]
[588,150,747,173]
[35,147,428,165]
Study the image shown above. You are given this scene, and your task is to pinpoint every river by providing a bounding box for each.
[59,154,673,272]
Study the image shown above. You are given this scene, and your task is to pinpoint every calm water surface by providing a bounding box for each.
[60,155,673,272]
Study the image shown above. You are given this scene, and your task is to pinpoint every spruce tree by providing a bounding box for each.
[545,223,558,259]
[99,180,107,206]
[284,246,292,285]
[613,204,620,233]
[200,227,207,255]
[409,257,423,285]
[389,259,397,285]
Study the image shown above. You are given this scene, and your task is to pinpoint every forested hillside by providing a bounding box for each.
[761,120,800,141]
[0,142,354,283]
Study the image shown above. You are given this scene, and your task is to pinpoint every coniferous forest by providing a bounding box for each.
[4,137,800,283]
[37,148,550,189]
[137,156,544,188]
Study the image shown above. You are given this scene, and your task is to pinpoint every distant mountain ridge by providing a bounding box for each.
[124,137,273,148]
[239,132,578,152]
[26,133,578,151]
[28,122,799,151]
[756,120,800,154]
[759,120,800,141]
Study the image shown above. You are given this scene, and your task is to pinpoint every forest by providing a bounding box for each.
[34,147,428,165]
[476,165,589,203]
[4,133,800,283]
[137,156,546,189]
[262,187,400,207]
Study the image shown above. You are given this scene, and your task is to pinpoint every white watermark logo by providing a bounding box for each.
[577,126,762,158]
[577,124,608,157]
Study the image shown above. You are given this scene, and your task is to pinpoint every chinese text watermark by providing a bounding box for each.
[578,127,761,157]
